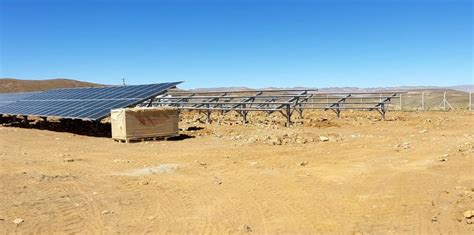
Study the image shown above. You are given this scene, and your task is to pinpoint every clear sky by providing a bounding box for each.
[0,0,472,89]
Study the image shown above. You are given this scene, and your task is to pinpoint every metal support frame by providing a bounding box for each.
[370,93,397,120]
[195,93,227,108]
[325,94,351,118]
[294,93,312,118]
[150,89,403,125]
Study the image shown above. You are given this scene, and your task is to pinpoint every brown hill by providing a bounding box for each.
[0,78,103,93]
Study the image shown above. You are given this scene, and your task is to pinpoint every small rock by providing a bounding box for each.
[63,158,74,162]
[12,218,24,225]
[299,161,309,167]
[296,138,307,144]
[240,224,252,233]
[199,162,207,166]
[269,137,282,146]
[101,210,111,215]
[147,216,155,220]
[396,142,411,149]
[138,180,149,185]
[246,137,258,143]
[213,176,223,185]
[248,161,258,166]
[431,216,437,222]
[113,159,131,163]
[463,210,474,218]
[319,136,329,142]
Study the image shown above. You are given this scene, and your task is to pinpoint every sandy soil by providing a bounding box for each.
[0,111,473,234]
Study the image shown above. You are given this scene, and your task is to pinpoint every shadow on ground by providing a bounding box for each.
[1,117,196,140]
[167,134,195,141]
[1,117,112,137]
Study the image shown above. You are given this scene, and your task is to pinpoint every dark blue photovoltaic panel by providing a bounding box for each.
[0,92,40,107]
[0,82,181,120]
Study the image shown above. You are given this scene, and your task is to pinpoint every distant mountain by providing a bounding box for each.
[0,78,103,93]
[188,85,473,93]
[446,85,474,93]
[316,85,474,93]
[189,87,253,92]
[2,78,472,94]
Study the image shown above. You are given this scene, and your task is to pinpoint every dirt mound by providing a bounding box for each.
[0,78,103,93]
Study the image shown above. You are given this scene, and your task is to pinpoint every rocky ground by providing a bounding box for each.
[0,110,473,233]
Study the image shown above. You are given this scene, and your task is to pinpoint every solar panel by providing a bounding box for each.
[0,92,40,107]
[0,82,181,120]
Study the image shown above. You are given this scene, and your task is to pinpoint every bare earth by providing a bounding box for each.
[0,111,473,234]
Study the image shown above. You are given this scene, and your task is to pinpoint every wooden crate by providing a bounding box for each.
[111,107,179,142]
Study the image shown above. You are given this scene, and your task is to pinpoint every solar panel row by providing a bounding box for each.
[0,92,40,107]
[0,82,181,120]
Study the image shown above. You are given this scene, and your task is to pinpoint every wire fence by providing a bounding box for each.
[307,91,473,111]
[390,91,472,111]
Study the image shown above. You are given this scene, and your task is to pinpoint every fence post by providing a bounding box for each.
[421,92,424,110]
[443,91,446,110]
[470,92,472,111]
[399,93,402,110]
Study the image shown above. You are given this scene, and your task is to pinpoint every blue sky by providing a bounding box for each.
[0,0,472,89]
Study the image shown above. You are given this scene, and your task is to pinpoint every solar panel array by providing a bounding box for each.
[0,92,40,107]
[0,82,181,120]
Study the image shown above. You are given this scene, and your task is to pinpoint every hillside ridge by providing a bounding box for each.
[0,78,103,93]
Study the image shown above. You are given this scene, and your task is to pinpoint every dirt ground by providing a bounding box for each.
[0,110,473,234]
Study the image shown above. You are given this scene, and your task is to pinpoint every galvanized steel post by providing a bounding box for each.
[470,92,472,111]
[399,93,402,110]
[421,92,424,110]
